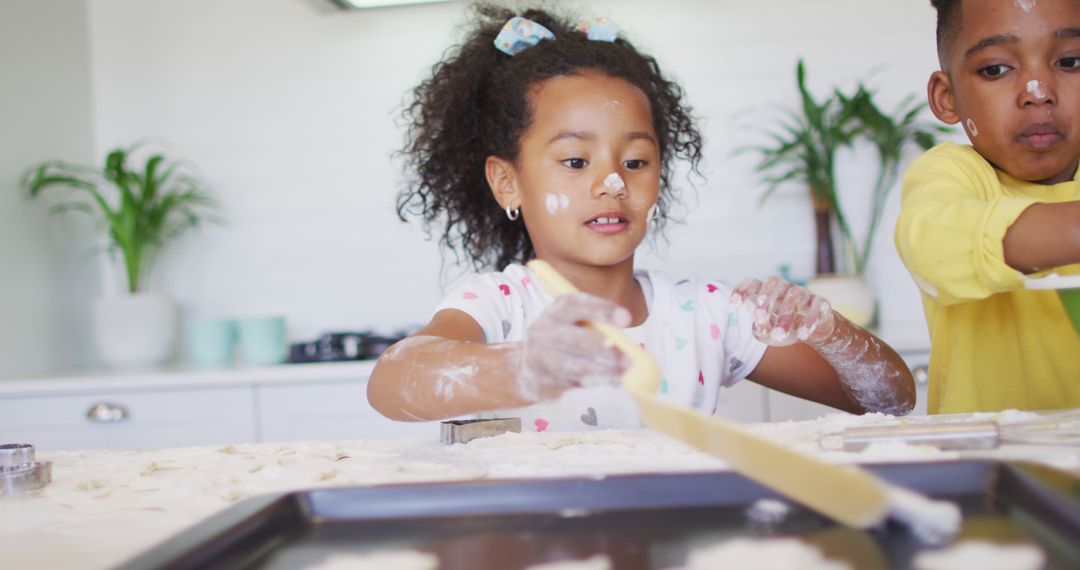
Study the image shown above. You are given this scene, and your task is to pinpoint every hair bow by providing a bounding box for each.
[574,17,618,42]
[494,16,556,56]
[494,16,619,57]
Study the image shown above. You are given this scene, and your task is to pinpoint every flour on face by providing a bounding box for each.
[1016,0,1036,13]
[545,193,571,215]
[603,172,625,196]
[965,118,979,137]
[1026,79,1046,100]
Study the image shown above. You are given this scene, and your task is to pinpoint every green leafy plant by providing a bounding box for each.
[21,144,216,293]
[747,60,948,275]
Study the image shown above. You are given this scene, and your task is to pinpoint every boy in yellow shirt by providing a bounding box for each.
[895,0,1080,414]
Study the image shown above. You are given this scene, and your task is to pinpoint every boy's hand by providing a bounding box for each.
[516,293,632,403]
[731,276,836,347]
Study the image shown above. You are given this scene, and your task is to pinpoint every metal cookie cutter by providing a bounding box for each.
[440,418,521,445]
[1,443,53,496]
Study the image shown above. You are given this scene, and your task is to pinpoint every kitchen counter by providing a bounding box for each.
[2,409,1078,569]
[0,360,377,396]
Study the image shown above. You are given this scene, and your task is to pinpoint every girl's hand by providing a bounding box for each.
[730,276,836,347]
[516,293,632,403]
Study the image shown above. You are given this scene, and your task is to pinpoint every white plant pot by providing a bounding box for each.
[93,293,177,369]
[806,275,877,328]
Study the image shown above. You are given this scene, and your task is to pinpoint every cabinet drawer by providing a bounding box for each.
[257,381,441,442]
[0,387,257,451]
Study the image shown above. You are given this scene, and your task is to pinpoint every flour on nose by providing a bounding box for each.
[1016,0,1036,12]
[603,173,625,193]
[1027,80,1046,100]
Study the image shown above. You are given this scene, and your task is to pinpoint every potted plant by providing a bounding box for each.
[745,60,947,325]
[22,144,216,368]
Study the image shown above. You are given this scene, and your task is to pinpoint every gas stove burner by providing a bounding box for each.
[288,331,407,363]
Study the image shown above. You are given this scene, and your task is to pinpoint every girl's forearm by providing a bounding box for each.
[367,335,531,421]
[806,314,916,415]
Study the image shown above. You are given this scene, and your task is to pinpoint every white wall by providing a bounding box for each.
[0,0,99,377]
[8,0,958,370]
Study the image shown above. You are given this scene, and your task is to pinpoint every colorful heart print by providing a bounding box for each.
[534,418,549,432]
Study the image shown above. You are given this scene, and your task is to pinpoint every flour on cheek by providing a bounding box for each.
[965,118,979,137]
[545,193,571,215]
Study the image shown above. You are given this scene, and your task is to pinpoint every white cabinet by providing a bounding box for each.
[714,380,768,423]
[0,361,417,451]
[0,387,257,451]
[257,380,441,442]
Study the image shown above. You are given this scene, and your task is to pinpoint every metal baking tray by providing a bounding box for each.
[119,460,1080,570]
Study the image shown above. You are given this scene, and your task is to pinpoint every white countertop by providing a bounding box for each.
[0,360,377,396]
[2,409,1077,569]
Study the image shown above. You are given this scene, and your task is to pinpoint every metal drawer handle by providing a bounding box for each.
[85,402,130,423]
[912,365,929,386]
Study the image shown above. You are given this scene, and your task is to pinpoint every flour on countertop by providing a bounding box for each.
[885,484,962,544]
[677,538,851,570]
[913,541,1044,570]
[305,550,439,570]
[524,555,612,570]
[746,498,791,525]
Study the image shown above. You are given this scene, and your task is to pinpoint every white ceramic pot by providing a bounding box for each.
[92,293,177,369]
[806,275,877,328]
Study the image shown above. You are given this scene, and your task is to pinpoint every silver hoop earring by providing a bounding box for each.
[506,206,520,221]
[647,204,660,223]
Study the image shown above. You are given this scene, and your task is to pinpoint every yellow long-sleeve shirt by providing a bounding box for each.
[895,142,1080,414]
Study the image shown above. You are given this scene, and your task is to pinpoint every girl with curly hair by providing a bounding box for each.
[369,4,915,430]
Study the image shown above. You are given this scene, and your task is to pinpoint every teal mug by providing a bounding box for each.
[237,316,287,366]
[186,317,237,368]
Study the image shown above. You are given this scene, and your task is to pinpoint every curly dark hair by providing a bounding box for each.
[930,0,962,65]
[396,3,704,271]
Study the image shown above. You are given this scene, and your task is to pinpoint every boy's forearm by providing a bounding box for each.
[367,336,531,421]
[1004,200,1080,273]
[806,314,916,416]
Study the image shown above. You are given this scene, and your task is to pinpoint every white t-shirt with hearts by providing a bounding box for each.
[433,263,767,432]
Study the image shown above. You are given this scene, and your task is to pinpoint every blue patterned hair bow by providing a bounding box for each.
[574,17,618,42]
[494,16,555,56]
[494,16,619,57]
